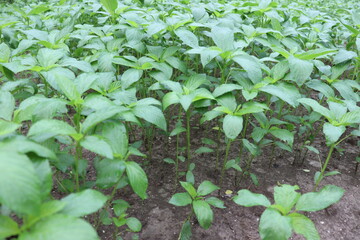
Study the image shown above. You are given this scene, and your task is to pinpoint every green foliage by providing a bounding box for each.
[234,184,345,240]
[0,0,359,238]
[169,180,224,231]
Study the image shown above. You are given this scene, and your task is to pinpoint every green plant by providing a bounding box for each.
[233,184,345,240]
[169,180,225,238]
[0,137,107,239]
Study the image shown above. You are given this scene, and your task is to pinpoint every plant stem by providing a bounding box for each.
[74,141,81,192]
[215,120,221,170]
[73,104,82,192]
[186,108,191,169]
[313,144,335,191]
[237,155,255,186]
[174,106,183,189]
[219,138,232,187]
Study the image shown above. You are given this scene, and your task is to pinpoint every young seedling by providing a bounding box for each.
[100,199,142,239]
[298,98,360,189]
[169,180,225,238]
[233,184,345,240]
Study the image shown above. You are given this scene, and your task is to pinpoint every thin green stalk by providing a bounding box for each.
[242,115,249,139]
[73,105,82,192]
[277,101,285,119]
[219,138,232,187]
[186,108,191,169]
[74,142,81,192]
[215,120,221,170]
[237,155,255,186]
[268,143,276,168]
[313,144,335,191]
[313,133,352,191]
[174,106,183,189]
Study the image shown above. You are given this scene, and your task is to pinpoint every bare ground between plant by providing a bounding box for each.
[66,119,359,240]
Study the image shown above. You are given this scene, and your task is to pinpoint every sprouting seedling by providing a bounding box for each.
[252,112,295,167]
[201,87,269,186]
[298,98,360,189]
[233,184,345,240]
[162,74,214,168]
[169,180,225,238]
[100,199,142,239]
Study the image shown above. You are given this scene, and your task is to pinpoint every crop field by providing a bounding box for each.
[0,0,359,239]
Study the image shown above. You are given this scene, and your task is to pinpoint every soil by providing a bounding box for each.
[72,113,360,240]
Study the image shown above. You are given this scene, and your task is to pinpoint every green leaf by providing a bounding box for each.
[33,160,52,199]
[27,5,49,15]
[81,106,124,134]
[126,217,142,232]
[323,123,345,144]
[18,214,99,240]
[0,152,41,215]
[61,58,94,73]
[95,159,126,189]
[236,102,269,116]
[26,201,66,227]
[28,119,77,142]
[205,197,226,209]
[0,43,10,63]
[233,189,271,207]
[274,185,300,215]
[289,213,320,240]
[126,161,148,200]
[211,26,234,51]
[180,181,197,198]
[271,61,289,81]
[297,98,334,120]
[197,181,219,196]
[169,193,192,206]
[294,49,337,60]
[288,56,313,85]
[306,80,334,99]
[184,74,207,91]
[324,171,341,177]
[340,110,360,124]
[195,147,214,154]
[193,200,213,229]
[0,215,20,239]
[233,55,262,84]
[0,120,20,136]
[121,69,143,89]
[100,0,118,16]
[269,128,294,146]
[162,92,180,110]
[296,185,345,212]
[333,49,357,64]
[259,208,292,240]
[98,52,115,72]
[212,84,242,98]
[37,48,64,67]
[179,220,192,240]
[80,135,113,159]
[101,121,128,158]
[61,189,107,217]
[223,115,243,140]
[242,139,259,156]
[0,137,56,160]
[55,74,81,101]
[175,29,199,48]
[133,105,167,131]
[0,91,15,121]
[260,83,301,107]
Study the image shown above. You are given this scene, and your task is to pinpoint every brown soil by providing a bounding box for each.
[84,118,360,240]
